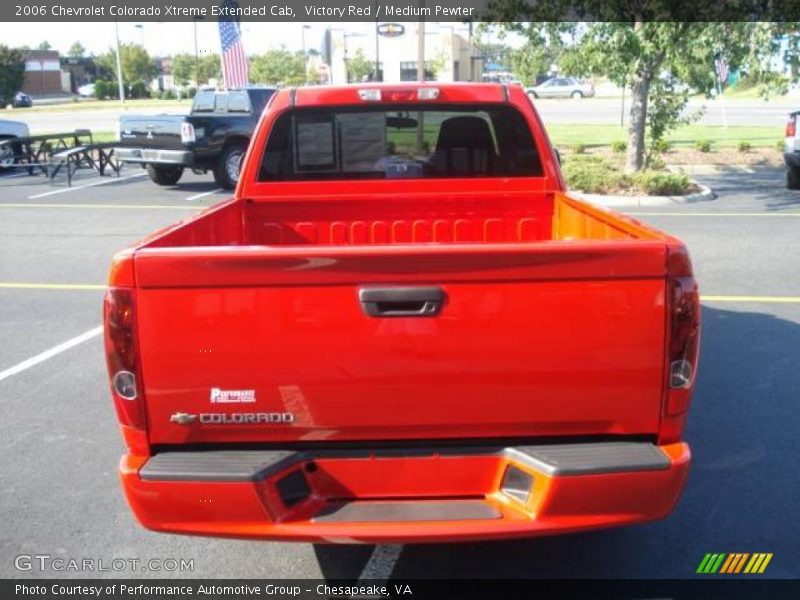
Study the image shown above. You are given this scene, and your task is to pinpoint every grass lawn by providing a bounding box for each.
[546,123,781,149]
[14,98,191,113]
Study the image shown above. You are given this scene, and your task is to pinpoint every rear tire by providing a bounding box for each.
[787,166,800,190]
[214,142,247,191]
[146,164,184,186]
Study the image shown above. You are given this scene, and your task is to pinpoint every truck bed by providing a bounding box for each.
[145,190,661,249]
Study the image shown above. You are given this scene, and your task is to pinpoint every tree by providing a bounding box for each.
[0,45,25,105]
[347,49,373,83]
[37,41,51,51]
[96,43,157,85]
[68,42,86,59]
[250,48,305,86]
[171,53,221,86]
[490,15,797,172]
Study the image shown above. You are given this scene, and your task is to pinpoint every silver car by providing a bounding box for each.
[527,77,595,99]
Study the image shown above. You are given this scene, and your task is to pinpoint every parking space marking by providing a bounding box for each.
[0,203,198,210]
[186,188,224,201]
[27,173,147,199]
[0,283,105,290]
[628,212,800,217]
[702,295,800,303]
[357,544,403,583]
[0,326,102,383]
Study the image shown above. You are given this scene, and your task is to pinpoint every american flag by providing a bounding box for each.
[218,0,249,88]
[715,55,729,85]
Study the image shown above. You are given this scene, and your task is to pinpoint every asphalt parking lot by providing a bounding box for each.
[0,164,798,580]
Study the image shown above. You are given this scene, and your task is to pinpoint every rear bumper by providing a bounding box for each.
[115,147,193,165]
[119,441,690,543]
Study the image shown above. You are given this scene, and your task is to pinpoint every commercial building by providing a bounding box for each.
[21,50,65,96]
[323,24,484,85]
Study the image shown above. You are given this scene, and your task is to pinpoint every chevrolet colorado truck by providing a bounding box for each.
[116,87,275,190]
[104,83,700,543]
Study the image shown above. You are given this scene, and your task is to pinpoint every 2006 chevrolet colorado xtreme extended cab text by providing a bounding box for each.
[104,83,700,543]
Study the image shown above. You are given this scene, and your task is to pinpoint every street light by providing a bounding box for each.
[113,20,125,104]
[301,25,311,83]
[301,24,311,58]
[193,16,203,87]
[134,24,144,46]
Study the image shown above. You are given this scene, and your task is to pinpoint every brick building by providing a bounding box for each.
[22,50,63,96]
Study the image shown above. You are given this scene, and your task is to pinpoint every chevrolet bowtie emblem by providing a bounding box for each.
[170,412,197,425]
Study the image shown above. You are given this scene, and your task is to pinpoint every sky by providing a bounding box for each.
[0,21,524,58]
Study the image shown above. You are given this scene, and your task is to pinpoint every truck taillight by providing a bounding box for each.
[181,122,196,144]
[786,115,796,138]
[104,288,146,432]
[666,275,700,414]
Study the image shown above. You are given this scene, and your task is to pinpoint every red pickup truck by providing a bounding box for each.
[104,83,700,543]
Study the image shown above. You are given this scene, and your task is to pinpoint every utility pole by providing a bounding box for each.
[114,20,125,104]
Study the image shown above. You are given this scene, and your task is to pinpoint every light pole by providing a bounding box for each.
[134,24,144,46]
[193,16,202,87]
[301,24,311,83]
[114,20,125,104]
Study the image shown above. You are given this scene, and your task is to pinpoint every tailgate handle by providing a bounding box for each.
[359,287,445,317]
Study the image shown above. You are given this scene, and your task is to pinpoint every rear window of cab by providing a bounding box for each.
[258,104,543,181]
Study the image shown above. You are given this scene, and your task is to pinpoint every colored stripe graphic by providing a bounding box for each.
[697,553,726,573]
[701,553,773,574]
[719,554,735,573]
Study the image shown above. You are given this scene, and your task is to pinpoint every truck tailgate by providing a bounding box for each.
[134,242,668,445]
[119,116,185,150]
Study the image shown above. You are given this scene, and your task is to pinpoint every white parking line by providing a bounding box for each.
[357,544,403,583]
[27,173,146,199]
[0,326,102,383]
[185,188,224,201]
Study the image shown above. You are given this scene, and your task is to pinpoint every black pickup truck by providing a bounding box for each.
[116,87,275,190]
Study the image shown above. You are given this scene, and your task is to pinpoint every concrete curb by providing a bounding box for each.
[572,184,715,208]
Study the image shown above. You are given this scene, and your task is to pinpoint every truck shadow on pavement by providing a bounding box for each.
[313,305,799,579]
[696,166,800,211]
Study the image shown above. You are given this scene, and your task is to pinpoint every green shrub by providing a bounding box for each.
[647,155,667,170]
[562,155,630,193]
[632,171,691,196]
[737,141,752,152]
[653,139,672,153]
[129,80,150,99]
[162,89,176,100]
[185,86,197,99]
[93,80,109,100]
[611,140,627,153]
[571,143,587,155]
[776,140,785,151]
[694,139,712,152]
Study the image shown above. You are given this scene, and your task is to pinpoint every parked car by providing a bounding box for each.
[0,119,29,171]
[115,87,276,190]
[12,92,32,108]
[77,83,96,98]
[784,111,800,189]
[527,77,595,99]
[105,83,699,543]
